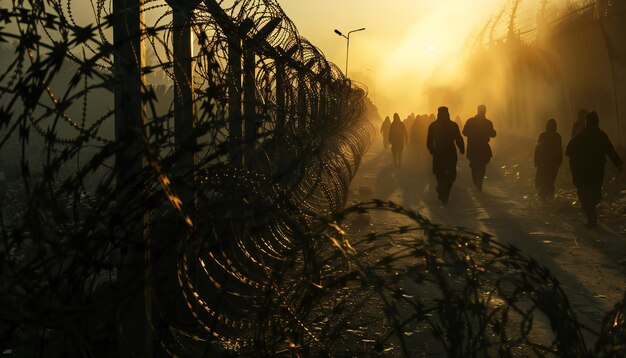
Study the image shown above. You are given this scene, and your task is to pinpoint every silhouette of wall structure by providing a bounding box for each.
[429,0,626,145]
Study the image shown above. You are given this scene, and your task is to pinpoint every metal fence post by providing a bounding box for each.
[112,0,151,356]
[243,43,256,165]
[274,61,286,169]
[228,34,243,168]
[173,5,196,184]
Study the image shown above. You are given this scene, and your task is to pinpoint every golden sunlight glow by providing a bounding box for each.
[66,0,503,117]
[63,0,582,121]
[280,0,505,116]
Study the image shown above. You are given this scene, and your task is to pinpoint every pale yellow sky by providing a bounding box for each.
[279,1,505,117]
[63,0,506,117]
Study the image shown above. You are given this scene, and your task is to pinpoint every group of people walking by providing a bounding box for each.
[381,105,623,226]
[381,105,496,204]
[536,110,623,226]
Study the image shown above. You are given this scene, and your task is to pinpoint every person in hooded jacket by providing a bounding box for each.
[381,116,391,150]
[454,115,464,130]
[566,111,623,226]
[427,106,465,204]
[418,115,431,153]
[463,105,496,192]
[534,119,562,199]
[389,113,408,170]
[571,109,588,139]
[404,114,415,139]
[409,119,421,159]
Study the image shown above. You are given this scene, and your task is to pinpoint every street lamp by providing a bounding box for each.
[334,27,366,77]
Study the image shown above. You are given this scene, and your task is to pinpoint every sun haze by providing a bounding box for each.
[279,1,504,118]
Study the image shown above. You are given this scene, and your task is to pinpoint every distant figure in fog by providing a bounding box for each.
[571,109,588,139]
[427,106,465,204]
[566,111,623,226]
[381,116,391,150]
[409,119,421,157]
[419,115,430,149]
[389,113,408,170]
[404,115,415,139]
[454,115,464,129]
[534,119,562,200]
[404,113,416,131]
[463,105,496,192]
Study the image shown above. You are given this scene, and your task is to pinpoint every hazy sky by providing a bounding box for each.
[62,0,506,117]
[279,1,505,117]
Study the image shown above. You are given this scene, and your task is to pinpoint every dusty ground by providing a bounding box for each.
[342,132,626,356]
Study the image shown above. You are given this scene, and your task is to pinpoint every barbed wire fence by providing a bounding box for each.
[473,0,626,48]
[1,0,626,357]
[460,0,626,145]
[0,0,373,355]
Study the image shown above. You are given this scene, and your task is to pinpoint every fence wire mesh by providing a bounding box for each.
[0,0,625,357]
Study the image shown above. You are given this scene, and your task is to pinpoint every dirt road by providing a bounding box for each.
[344,133,626,353]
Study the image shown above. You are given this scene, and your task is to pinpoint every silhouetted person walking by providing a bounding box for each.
[381,116,391,150]
[571,109,588,139]
[454,115,463,129]
[418,115,430,151]
[463,105,496,192]
[427,107,465,204]
[534,119,562,199]
[404,115,415,139]
[389,113,408,170]
[409,119,421,158]
[566,111,623,226]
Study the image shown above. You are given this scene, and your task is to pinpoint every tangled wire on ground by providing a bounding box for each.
[1,0,625,357]
[0,0,371,355]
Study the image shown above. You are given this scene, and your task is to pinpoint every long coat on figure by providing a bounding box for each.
[389,114,408,169]
[410,120,421,157]
[427,108,465,203]
[381,116,391,150]
[534,119,562,199]
[463,110,496,191]
[389,117,408,151]
[565,112,623,225]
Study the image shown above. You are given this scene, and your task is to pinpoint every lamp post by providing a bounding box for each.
[334,27,365,77]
